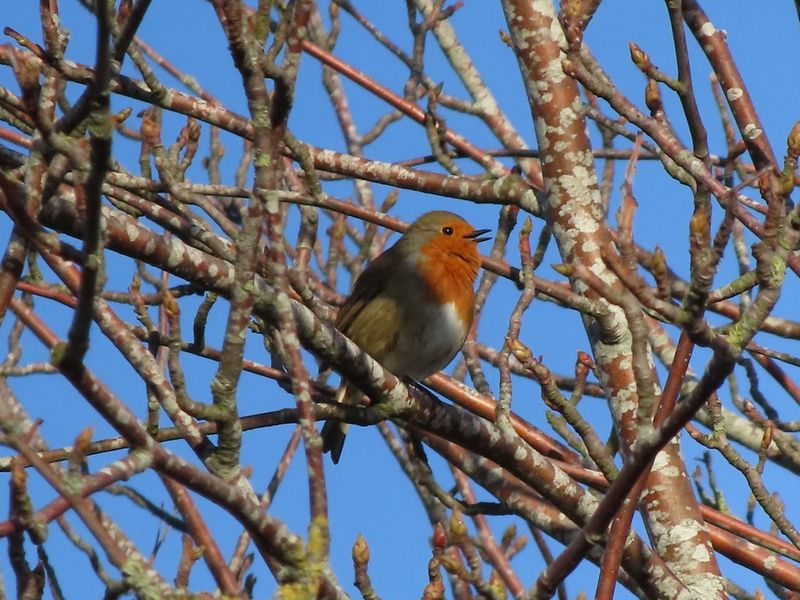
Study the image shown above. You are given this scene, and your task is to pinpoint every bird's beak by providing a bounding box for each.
[463,228,492,243]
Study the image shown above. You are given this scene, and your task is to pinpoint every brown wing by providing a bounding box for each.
[334,245,410,366]
[323,247,403,464]
[335,247,397,333]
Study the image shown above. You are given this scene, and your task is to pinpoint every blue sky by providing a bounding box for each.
[1,2,799,598]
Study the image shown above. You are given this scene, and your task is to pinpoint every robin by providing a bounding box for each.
[321,210,491,463]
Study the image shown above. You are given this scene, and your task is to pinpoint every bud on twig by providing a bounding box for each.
[645,79,662,114]
[651,246,667,279]
[439,554,460,574]
[72,426,94,460]
[577,351,595,370]
[113,107,132,125]
[140,108,161,147]
[501,524,517,549]
[163,290,179,316]
[352,533,370,566]
[629,42,651,71]
[488,570,507,599]
[552,263,573,277]
[130,272,141,294]
[508,338,532,364]
[186,118,201,144]
[11,459,28,502]
[448,511,467,541]
[787,121,800,158]
[422,580,445,600]
[521,216,533,237]
[432,522,447,551]
[760,422,773,456]
[689,208,710,247]
[381,190,399,213]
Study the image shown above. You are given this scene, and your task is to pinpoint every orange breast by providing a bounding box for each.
[416,242,479,329]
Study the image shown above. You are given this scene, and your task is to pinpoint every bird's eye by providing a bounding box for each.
[442,226,454,236]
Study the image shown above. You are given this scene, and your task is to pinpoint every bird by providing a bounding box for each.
[321,210,491,463]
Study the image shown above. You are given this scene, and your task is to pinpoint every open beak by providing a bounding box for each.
[463,228,492,243]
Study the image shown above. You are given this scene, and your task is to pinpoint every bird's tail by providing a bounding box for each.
[321,385,354,464]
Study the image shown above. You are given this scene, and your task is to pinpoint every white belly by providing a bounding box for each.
[389,301,469,380]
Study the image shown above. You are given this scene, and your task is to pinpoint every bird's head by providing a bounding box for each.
[400,211,491,278]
